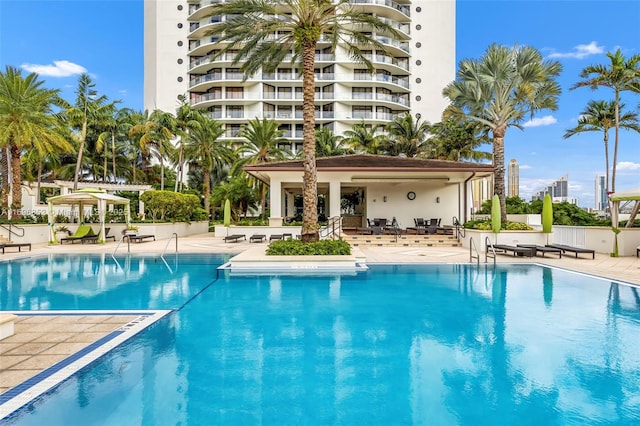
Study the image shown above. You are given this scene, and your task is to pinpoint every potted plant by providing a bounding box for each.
[55,225,70,239]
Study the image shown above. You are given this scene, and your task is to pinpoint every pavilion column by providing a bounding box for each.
[286,192,295,218]
[329,179,341,219]
[269,178,283,226]
[139,190,145,220]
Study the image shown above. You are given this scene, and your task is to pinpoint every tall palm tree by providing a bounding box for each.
[428,116,492,162]
[563,100,640,209]
[443,43,562,222]
[316,127,349,157]
[129,109,177,190]
[343,121,385,154]
[571,49,640,194]
[234,118,289,218]
[205,0,402,242]
[173,95,196,192]
[383,113,430,157]
[0,66,71,217]
[184,112,233,217]
[59,73,116,190]
[97,106,134,182]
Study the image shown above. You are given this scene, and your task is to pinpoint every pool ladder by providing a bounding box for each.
[160,233,179,274]
[469,236,496,265]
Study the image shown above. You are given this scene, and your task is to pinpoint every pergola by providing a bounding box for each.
[47,188,131,243]
[610,187,640,228]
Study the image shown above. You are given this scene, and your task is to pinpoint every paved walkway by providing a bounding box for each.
[1,233,639,406]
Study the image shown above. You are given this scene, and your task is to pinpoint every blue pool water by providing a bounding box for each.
[2,255,640,425]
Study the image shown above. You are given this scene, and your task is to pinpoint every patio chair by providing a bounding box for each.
[82,227,116,244]
[546,244,595,259]
[249,234,266,243]
[60,224,95,244]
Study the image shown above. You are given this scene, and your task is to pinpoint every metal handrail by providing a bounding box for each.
[162,233,178,257]
[452,216,465,239]
[485,236,497,265]
[113,233,131,256]
[0,223,25,238]
[469,236,480,265]
[319,216,342,239]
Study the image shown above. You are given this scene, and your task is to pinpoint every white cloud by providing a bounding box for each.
[616,161,640,171]
[547,41,604,59]
[519,164,532,170]
[118,89,128,95]
[522,115,557,128]
[20,60,86,77]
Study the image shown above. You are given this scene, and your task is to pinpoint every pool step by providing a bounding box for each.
[0,314,17,341]
[342,234,461,248]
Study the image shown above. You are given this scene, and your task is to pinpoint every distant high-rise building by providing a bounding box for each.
[532,175,570,202]
[507,159,519,197]
[595,173,607,211]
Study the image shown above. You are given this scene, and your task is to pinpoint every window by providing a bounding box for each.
[177,41,183,47]
[416,60,422,66]
[416,78,422,83]
[177,23,183,29]
[416,6,421,12]
[416,25,422,30]
[416,42,422,48]
[177,5,183,10]
[177,77,183,82]
[177,58,183,64]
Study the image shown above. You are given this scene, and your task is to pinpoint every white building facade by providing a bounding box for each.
[144,0,456,152]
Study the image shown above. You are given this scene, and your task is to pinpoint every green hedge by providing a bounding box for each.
[266,239,351,255]
[464,220,533,231]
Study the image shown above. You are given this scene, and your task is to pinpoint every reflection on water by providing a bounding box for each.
[0,253,230,311]
[6,264,640,425]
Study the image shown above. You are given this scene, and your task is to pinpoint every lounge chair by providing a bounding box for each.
[249,234,266,243]
[636,245,639,258]
[60,225,95,244]
[0,243,32,253]
[81,227,116,244]
[517,244,562,258]
[128,234,156,243]
[488,243,534,257]
[223,234,245,243]
[546,244,595,259]
[269,234,283,242]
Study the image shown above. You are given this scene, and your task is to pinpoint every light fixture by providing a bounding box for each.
[436,197,440,203]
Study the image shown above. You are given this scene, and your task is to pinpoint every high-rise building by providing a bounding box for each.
[532,175,570,202]
[144,0,456,153]
[595,173,607,211]
[507,159,519,197]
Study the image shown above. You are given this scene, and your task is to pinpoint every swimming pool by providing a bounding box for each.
[2,255,640,425]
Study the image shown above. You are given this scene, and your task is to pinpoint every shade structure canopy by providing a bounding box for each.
[47,188,131,243]
[609,187,640,228]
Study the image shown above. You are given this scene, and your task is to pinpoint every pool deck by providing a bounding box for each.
[1,233,639,411]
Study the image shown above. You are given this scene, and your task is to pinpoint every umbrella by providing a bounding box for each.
[542,193,553,245]
[491,194,501,243]
[223,199,231,236]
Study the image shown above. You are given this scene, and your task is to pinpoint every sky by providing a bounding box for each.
[1,0,639,208]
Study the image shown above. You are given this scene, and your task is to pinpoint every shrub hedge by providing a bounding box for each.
[265,239,351,255]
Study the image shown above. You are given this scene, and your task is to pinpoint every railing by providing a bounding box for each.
[485,236,496,265]
[452,216,465,239]
[113,233,131,256]
[319,217,342,240]
[469,237,480,265]
[0,223,25,239]
[160,233,179,274]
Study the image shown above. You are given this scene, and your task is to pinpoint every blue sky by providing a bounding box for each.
[1,0,639,208]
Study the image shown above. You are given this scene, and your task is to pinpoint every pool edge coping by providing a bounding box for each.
[0,309,172,421]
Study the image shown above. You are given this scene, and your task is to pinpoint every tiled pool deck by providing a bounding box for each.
[1,233,639,417]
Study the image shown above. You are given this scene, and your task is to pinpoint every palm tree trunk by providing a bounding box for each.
[611,90,620,194]
[10,143,22,219]
[300,44,319,242]
[492,127,507,223]
[260,182,267,220]
[203,169,211,217]
[73,120,88,191]
[160,155,165,190]
[1,147,9,211]
[103,148,108,182]
[603,131,611,213]
[112,131,116,181]
[37,160,43,204]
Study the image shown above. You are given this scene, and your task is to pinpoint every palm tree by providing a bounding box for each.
[235,118,289,219]
[443,43,562,222]
[205,0,402,242]
[428,116,492,162]
[184,112,233,217]
[129,109,177,190]
[315,127,349,157]
[571,49,640,195]
[97,106,134,182]
[383,113,430,157]
[0,66,72,217]
[173,95,196,192]
[59,73,117,190]
[343,121,385,154]
[563,100,640,209]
